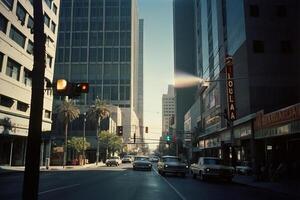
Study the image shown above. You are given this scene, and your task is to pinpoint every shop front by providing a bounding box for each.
[254,103,300,179]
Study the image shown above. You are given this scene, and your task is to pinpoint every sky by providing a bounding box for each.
[138,0,174,150]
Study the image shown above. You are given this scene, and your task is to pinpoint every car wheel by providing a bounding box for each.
[181,173,186,178]
[161,171,165,176]
[225,177,232,183]
[192,172,197,179]
[199,171,205,181]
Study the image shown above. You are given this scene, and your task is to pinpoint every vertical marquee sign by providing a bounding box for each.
[225,56,236,121]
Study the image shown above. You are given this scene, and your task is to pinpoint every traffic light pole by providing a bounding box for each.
[22,1,46,199]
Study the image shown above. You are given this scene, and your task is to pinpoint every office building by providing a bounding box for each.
[162,85,175,134]
[192,0,300,172]
[0,0,60,165]
[173,0,197,153]
[53,0,141,155]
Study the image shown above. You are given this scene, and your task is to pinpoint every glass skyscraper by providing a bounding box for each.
[54,0,138,108]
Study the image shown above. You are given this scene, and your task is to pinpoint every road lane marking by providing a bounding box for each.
[153,168,186,200]
[38,184,80,195]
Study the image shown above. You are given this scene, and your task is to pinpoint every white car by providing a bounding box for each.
[106,156,121,166]
[122,156,132,163]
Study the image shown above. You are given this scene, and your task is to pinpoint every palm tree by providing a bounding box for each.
[87,98,110,165]
[57,99,80,167]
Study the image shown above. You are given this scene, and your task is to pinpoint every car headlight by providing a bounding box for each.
[149,164,152,167]
[186,165,189,169]
[165,164,168,168]
[205,168,210,172]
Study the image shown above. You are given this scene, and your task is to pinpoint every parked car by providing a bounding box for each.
[157,156,188,177]
[106,156,121,166]
[190,157,234,182]
[133,156,152,171]
[235,161,252,175]
[122,156,133,163]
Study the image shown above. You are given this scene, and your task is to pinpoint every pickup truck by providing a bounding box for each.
[190,157,234,182]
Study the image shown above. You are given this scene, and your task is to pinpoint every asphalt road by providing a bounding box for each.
[0,164,296,200]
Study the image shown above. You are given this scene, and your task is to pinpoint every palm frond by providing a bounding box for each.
[57,100,80,124]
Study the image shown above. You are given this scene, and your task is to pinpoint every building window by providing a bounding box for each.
[0,52,3,72]
[0,13,8,33]
[281,40,292,53]
[52,3,57,15]
[44,110,51,119]
[1,0,14,10]
[16,2,27,25]
[44,0,51,9]
[46,54,52,68]
[27,16,34,30]
[17,101,29,112]
[51,21,56,33]
[9,25,26,48]
[23,68,32,86]
[6,58,21,80]
[276,5,287,17]
[253,40,264,53]
[44,14,50,27]
[0,95,14,108]
[27,40,33,55]
[249,5,259,17]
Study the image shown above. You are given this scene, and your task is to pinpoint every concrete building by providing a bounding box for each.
[162,85,175,135]
[173,0,197,154]
[0,0,60,165]
[53,0,141,156]
[137,19,144,148]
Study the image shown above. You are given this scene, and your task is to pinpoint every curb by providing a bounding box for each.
[232,179,300,198]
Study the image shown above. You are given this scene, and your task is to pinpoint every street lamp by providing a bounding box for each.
[83,112,86,165]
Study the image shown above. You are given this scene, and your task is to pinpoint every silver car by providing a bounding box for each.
[157,156,189,177]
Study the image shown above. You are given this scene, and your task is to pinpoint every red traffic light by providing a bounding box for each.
[75,83,89,93]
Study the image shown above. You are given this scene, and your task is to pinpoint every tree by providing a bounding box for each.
[87,98,110,165]
[57,100,80,167]
[98,131,122,160]
[68,137,90,163]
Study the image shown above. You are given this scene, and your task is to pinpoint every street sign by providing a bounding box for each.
[225,56,236,121]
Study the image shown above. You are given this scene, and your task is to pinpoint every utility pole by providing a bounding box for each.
[83,113,86,165]
[22,1,46,199]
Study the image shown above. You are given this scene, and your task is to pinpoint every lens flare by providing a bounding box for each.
[174,71,203,88]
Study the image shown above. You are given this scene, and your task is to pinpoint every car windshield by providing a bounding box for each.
[134,157,149,161]
[203,158,221,165]
[163,157,180,162]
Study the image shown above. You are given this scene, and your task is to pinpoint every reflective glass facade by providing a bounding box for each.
[55,0,133,107]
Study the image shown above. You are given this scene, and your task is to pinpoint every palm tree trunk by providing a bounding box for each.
[96,118,101,165]
[63,123,68,167]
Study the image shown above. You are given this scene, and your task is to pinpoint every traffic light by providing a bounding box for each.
[55,79,89,97]
[133,133,136,144]
[117,126,123,136]
[145,126,148,133]
[73,82,89,96]
[56,79,69,96]
[166,135,171,142]
[173,135,176,142]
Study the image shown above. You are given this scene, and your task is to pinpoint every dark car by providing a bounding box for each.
[157,156,189,177]
[133,156,152,171]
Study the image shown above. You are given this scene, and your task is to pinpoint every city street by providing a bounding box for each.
[0,164,296,200]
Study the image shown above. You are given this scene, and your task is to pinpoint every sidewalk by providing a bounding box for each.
[233,175,300,198]
[0,162,105,175]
